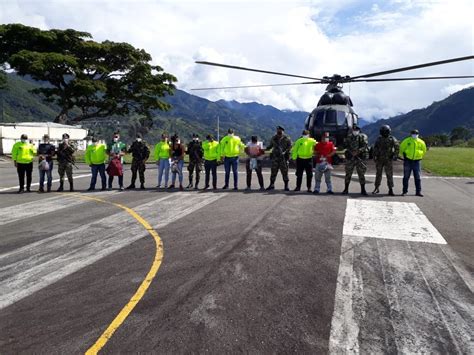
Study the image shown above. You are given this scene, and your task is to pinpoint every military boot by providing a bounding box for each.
[140,183,145,190]
[361,184,368,196]
[57,182,64,192]
[372,187,380,194]
[342,183,349,195]
[388,188,395,196]
[284,181,290,192]
[266,184,275,191]
[126,184,136,190]
[69,181,74,192]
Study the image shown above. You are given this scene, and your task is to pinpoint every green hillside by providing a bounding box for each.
[363,87,474,143]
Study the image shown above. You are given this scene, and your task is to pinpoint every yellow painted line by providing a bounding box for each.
[68,194,164,355]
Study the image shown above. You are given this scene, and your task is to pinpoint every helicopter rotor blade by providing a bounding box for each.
[190,81,323,91]
[195,61,323,81]
[351,55,474,80]
[351,75,474,82]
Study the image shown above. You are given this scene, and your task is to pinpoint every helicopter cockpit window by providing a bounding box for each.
[337,111,347,126]
[325,110,337,125]
[315,111,324,127]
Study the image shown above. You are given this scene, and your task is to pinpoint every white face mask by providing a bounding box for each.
[228,133,233,137]
[21,139,27,143]
[63,139,69,143]
[412,134,419,139]
[136,138,142,142]
[303,135,309,138]
[324,138,330,142]
[193,138,198,142]
[352,131,360,136]
[113,137,119,142]
[177,139,181,144]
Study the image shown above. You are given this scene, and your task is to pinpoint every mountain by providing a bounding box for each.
[0,74,309,143]
[363,87,474,143]
[1,73,473,145]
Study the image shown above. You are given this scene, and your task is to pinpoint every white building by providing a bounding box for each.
[0,122,89,155]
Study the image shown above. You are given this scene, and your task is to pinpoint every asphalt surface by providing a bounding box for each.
[0,159,473,354]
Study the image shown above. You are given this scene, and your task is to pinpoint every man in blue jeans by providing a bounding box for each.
[85,137,108,191]
[219,129,245,190]
[399,129,427,197]
[37,134,56,192]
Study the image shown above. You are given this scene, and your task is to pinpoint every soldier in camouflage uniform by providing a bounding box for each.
[126,133,150,189]
[372,125,399,196]
[342,125,369,195]
[265,126,292,191]
[186,133,204,189]
[56,133,76,192]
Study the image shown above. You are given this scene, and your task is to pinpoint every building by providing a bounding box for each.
[0,122,89,155]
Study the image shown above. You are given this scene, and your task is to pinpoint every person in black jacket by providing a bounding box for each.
[37,134,56,192]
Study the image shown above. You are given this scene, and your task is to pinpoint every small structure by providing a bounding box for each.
[0,122,89,154]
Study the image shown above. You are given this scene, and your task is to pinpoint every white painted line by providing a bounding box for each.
[332,173,473,180]
[330,200,474,354]
[0,190,117,226]
[0,174,92,192]
[0,192,226,309]
[343,199,447,244]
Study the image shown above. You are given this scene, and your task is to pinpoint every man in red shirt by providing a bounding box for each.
[313,132,336,194]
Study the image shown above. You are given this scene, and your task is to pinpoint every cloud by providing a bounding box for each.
[1,0,473,123]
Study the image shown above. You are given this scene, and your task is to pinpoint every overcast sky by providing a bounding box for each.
[1,0,473,120]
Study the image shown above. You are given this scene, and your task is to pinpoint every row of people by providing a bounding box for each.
[10,125,426,195]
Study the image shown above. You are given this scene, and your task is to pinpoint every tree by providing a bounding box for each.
[0,24,177,123]
[450,126,471,142]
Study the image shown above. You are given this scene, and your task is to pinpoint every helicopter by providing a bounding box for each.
[192,55,474,146]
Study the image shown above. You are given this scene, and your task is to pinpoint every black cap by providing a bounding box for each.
[62,133,70,139]
[91,137,98,142]
[228,128,234,134]
[411,129,419,134]
[206,134,214,140]
[277,126,285,131]
[21,134,28,140]
[43,134,50,139]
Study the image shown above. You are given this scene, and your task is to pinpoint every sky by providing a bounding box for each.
[1,0,473,121]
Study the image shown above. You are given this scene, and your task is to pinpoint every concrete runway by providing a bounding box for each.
[0,159,473,353]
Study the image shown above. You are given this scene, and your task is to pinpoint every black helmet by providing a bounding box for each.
[380,125,391,137]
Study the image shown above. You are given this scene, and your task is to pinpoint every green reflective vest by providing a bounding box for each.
[399,137,426,160]
[202,140,220,160]
[219,135,245,158]
[85,143,107,165]
[154,141,171,160]
[12,141,37,164]
[291,137,317,160]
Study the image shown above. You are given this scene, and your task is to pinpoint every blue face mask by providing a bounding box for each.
[412,134,419,139]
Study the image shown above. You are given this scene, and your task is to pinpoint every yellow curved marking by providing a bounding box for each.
[71,194,164,355]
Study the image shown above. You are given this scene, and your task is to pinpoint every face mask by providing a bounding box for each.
[63,139,69,144]
[303,135,309,138]
[352,131,360,136]
[136,138,142,142]
[228,133,233,137]
[193,138,198,142]
[324,138,330,142]
[177,139,181,144]
[21,139,27,143]
[412,134,418,139]
[93,141,99,145]
[113,137,119,142]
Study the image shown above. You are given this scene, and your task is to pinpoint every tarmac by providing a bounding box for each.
[0,159,473,353]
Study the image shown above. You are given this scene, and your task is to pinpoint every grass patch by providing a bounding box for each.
[422,147,474,177]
